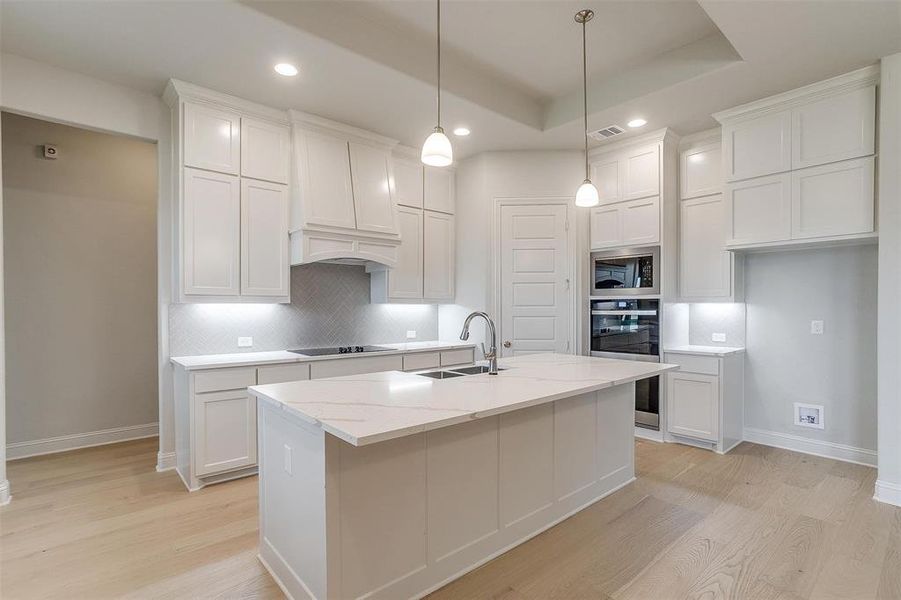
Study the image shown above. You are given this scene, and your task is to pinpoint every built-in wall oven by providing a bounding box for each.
[591,246,659,296]
[590,298,661,430]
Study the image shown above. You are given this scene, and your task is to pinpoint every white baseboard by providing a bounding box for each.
[743,427,876,467]
[156,451,176,472]
[634,427,663,443]
[7,423,159,460]
[0,479,10,506]
[875,480,901,507]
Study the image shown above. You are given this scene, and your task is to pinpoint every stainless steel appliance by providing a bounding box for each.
[288,345,394,356]
[590,298,661,430]
[590,246,659,296]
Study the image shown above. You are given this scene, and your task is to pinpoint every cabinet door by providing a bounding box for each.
[621,196,660,246]
[423,211,455,300]
[681,142,722,199]
[389,206,424,299]
[724,173,791,246]
[590,156,621,204]
[791,156,875,240]
[296,130,356,230]
[183,168,240,296]
[349,142,398,235]
[241,179,289,297]
[424,166,455,214]
[240,117,290,184]
[723,110,791,181]
[589,205,622,250]
[680,195,731,298]
[667,372,719,442]
[621,145,659,200]
[792,85,875,169]
[194,390,257,476]
[183,103,241,175]
[393,158,424,209]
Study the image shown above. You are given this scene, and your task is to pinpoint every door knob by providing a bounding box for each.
[503,341,512,348]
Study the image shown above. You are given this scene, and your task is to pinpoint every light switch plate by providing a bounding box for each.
[712,333,726,343]
[810,320,824,335]
[238,336,253,347]
[406,330,417,339]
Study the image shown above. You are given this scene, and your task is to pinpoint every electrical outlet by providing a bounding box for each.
[238,336,253,347]
[283,444,293,475]
[712,333,726,343]
[810,320,824,335]
[406,330,417,339]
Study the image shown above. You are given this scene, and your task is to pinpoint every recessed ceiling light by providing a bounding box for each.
[453,127,471,137]
[274,63,299,77]
[627,118,647,128]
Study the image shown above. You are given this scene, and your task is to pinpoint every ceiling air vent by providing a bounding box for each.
[588,125,625,142]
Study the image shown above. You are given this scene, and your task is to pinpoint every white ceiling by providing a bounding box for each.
[1,0,900,159]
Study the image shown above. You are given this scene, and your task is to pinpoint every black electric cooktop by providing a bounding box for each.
[288,345,395,357]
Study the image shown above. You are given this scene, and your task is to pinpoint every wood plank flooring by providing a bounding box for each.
[2,437,899,599]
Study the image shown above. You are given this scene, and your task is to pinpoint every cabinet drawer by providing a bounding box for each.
[257,363,311,385]
[664,353,720,376]
[403,352,441,371]
[194,367,256,393]
[311,354,404,379]
[440,348,475,367]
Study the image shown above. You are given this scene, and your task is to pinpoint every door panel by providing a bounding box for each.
[183,103,240,175]
[666,372,719,442]
[241,179,289,297]
[680,195,730,298]
[389,206,424,299]
[791,157,875,239]
[500,204,570,357]
[194,390,257,476]
[350,142,398,235]
[423,211,455,300]
[297,131,356,230]
[725,173,791,245]
[183,168,240,296]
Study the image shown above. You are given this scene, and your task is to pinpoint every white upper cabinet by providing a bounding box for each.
[349,142,398,235]
[241,179,289,297]
[722,110,792,182]
[724,173,792,246]
[296,130,357,230]
[621,145,660,200]
[591,157,621,204]
[681,142,722,199]
[241,117,290,184]
[424,166,455,214]
[423,211,455,300]
[589,205,621,250]
[680,195,732,299]
[183,168,241,296]
[791,156,875,240]
[183,103,241,175]
[792,85,876,169]
[589,197,660,250]
[387,207,424,300]
[393,157,424,209]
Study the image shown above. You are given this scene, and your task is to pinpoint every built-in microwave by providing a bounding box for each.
[590,246,660,297]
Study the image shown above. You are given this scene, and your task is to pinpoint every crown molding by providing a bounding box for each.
[713,64,880,125]
[678,127,721,150]
[164,79,288,124]
[588,127,679,159]
[289,109,398,149]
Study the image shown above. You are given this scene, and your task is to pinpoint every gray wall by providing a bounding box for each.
[743,245,877,451]
[169,263,439,356]
[2,113,158,444]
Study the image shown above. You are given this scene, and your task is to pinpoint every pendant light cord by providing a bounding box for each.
[581,17,589,180]
[437,0,442,129]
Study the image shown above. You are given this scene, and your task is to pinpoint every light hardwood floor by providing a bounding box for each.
[2,438,899,599]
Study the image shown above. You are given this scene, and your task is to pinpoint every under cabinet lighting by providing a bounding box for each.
[274,63,299,77]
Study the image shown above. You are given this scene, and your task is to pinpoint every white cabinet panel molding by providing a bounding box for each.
[792,84,876,169]
[621,145,660,200]
[424,166,456,214]
[241,179,289,298]
[722,110,792,182]
[349,141,399,236]
[183,168,241,296]
[385,206,424,300]
[423,211,455,300]
[393,155,424,209]
[590,157,621,204]
[183,102,241,175]
[193,389,257,476]
[791,157,875,240]
[294,129,356,230]
[666,372,719,442]
[241,117,290,184]
[681,141,722,199]
[680,195,732,299]
[725,173,792,246]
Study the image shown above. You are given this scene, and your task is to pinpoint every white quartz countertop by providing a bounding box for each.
[249,353,678,447]
[664,345,746,357]
[169,341,476,370]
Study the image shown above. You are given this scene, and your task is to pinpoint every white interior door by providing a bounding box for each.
[500,204,570,357]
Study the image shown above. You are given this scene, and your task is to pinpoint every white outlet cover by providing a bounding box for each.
[794,402,824,429]
[406,330,417,339]
[810,320,824,335]
[712,333,726,343]
[238,336,253,347]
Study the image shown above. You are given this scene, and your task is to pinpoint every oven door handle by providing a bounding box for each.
[591,310,657,316]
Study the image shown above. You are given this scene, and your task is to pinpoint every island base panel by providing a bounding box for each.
[257,383,635,600]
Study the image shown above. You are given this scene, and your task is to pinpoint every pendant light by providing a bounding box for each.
[421,0,453,167]
[574,9,599,207]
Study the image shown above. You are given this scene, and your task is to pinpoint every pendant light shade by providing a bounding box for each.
[574,9,598,207]
[421,127,453,166]
[422,0,453,167]
[575,180,600,207]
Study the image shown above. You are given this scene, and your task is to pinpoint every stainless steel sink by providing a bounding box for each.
[449,365,507,375]
[417,370,466,379]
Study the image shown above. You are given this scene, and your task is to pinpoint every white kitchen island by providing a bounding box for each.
[248,353,676,600]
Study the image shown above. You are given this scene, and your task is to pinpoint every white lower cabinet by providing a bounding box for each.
[590,196,660,250]
[663,351,744,454]
[194,389,257,476]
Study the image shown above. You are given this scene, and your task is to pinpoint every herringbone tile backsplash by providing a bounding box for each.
[169,263,439,356]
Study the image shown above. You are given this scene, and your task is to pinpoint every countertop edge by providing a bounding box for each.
[663,346,746,357]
